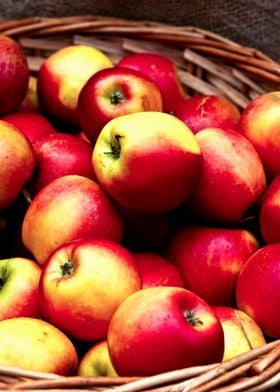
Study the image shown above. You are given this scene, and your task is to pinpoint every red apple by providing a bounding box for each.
[173,95,240,134]
[78,67,163,143]
[0,120,36,210]
[0,257,41,320]
[238,91,280,180]
[22,175,123,264]
[0,35,29,115]
[92,111,202,213]
[188,127,266,222]
[133,251,184,288]
[39,238,141,341]
[236,244,280,338]
[77,339,117,376]
[213,306,266,361]
[37,45,113,126]
[117,52,185,113]
[260,175,280,244]
[29,132,96,195]
[107,286,224,376]
[166,225,259,306]
[1,112,56,144]
[0,317,78,375]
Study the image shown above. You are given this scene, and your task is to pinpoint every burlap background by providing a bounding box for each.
[0,0,279,62]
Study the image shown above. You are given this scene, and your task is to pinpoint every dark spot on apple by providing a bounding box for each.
[104,134,123,159]
[183,309,204,327]
[0,266,8,290]
[60,260,74,277]
[110,90,124,105]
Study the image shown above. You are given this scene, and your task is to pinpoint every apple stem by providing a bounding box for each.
[110,90,124,105]
[104,135,122,159]
[0,266,8,290]
[183,310,204,327]
[60,261,74,277]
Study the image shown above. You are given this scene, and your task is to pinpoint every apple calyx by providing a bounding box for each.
[0,266,8,290]
[110,90,124,106]
[104,135,122,159]
[183,309,204,327]
[60,261,74,277]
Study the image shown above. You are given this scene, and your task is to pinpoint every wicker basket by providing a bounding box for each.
[0,14,280,392]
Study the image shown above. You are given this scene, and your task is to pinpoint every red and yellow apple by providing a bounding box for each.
[166,225,259,306]
[107,286,224,376]
[0,35,29,115]
[134,251,184,288]
[236,243,280,338]
[0,257,41,320]
[0,120,36,210]
[213,306,266,361]
[260,175,280,244]
[30,132,96,195]
[77,339,117,377]
[173,95,240,134]
[78,66,163,143]
[92,111,202,213]
[22,175,123,264]
[238,91,280,180]
[1,112,56,144]
[117,52,185,113]
[37,45,113,126]
[0,317,78,375]
[39,238,141,341]
[188,127,266,222]
[17,75,40,113]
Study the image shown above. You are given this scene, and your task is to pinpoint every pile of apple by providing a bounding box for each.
[0,33,280,378]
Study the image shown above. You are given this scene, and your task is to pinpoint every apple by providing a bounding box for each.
[0,257,41,320]
[0,120,36,210]
[0,35,29,115]
[259,175,280,244]
[166,225,259,306]
[0,317,78,375]
[22,175,123,265]
[236,243,280,338]
[29,132,97,195]
[78,67,163,143]
[37,44,113,126]
[187,127,266,222]
[173,95,240,134]
[117,52,186,113]
[77,339,117,377]
[133,251,184,288]
[17,75,40,113]
[213,306,266,361]
[1,112,56,144]
[39,237,141,341]
[107,286,224,376]
[238,91,280,180]
[92,111,202,213]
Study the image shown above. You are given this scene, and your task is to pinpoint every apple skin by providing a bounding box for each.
[29,132,97,195]
[1,112,56,144]
[260,176,280,244]
[22,175,123,265]
[78,67,163,143]
[173,95,240,134]
[213,306,266,361]
[0,35,29,115]
[39,237,142,341]
[236,244,280,338]
[166,226,259,306]
[188,127,266,223]
[77,339,117,377]
[37,45,113,126]
[0,120,36,210]
[238,91,280,180]
[117,52,185,113]
[133,251,184,288]
[92,111,202,214]
[0,257,41,320]
[17,75,41,113]
[0,317,78,375]
[107,286,224,376]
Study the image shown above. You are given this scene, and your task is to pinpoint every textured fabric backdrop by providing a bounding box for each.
[0,0,279,61]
